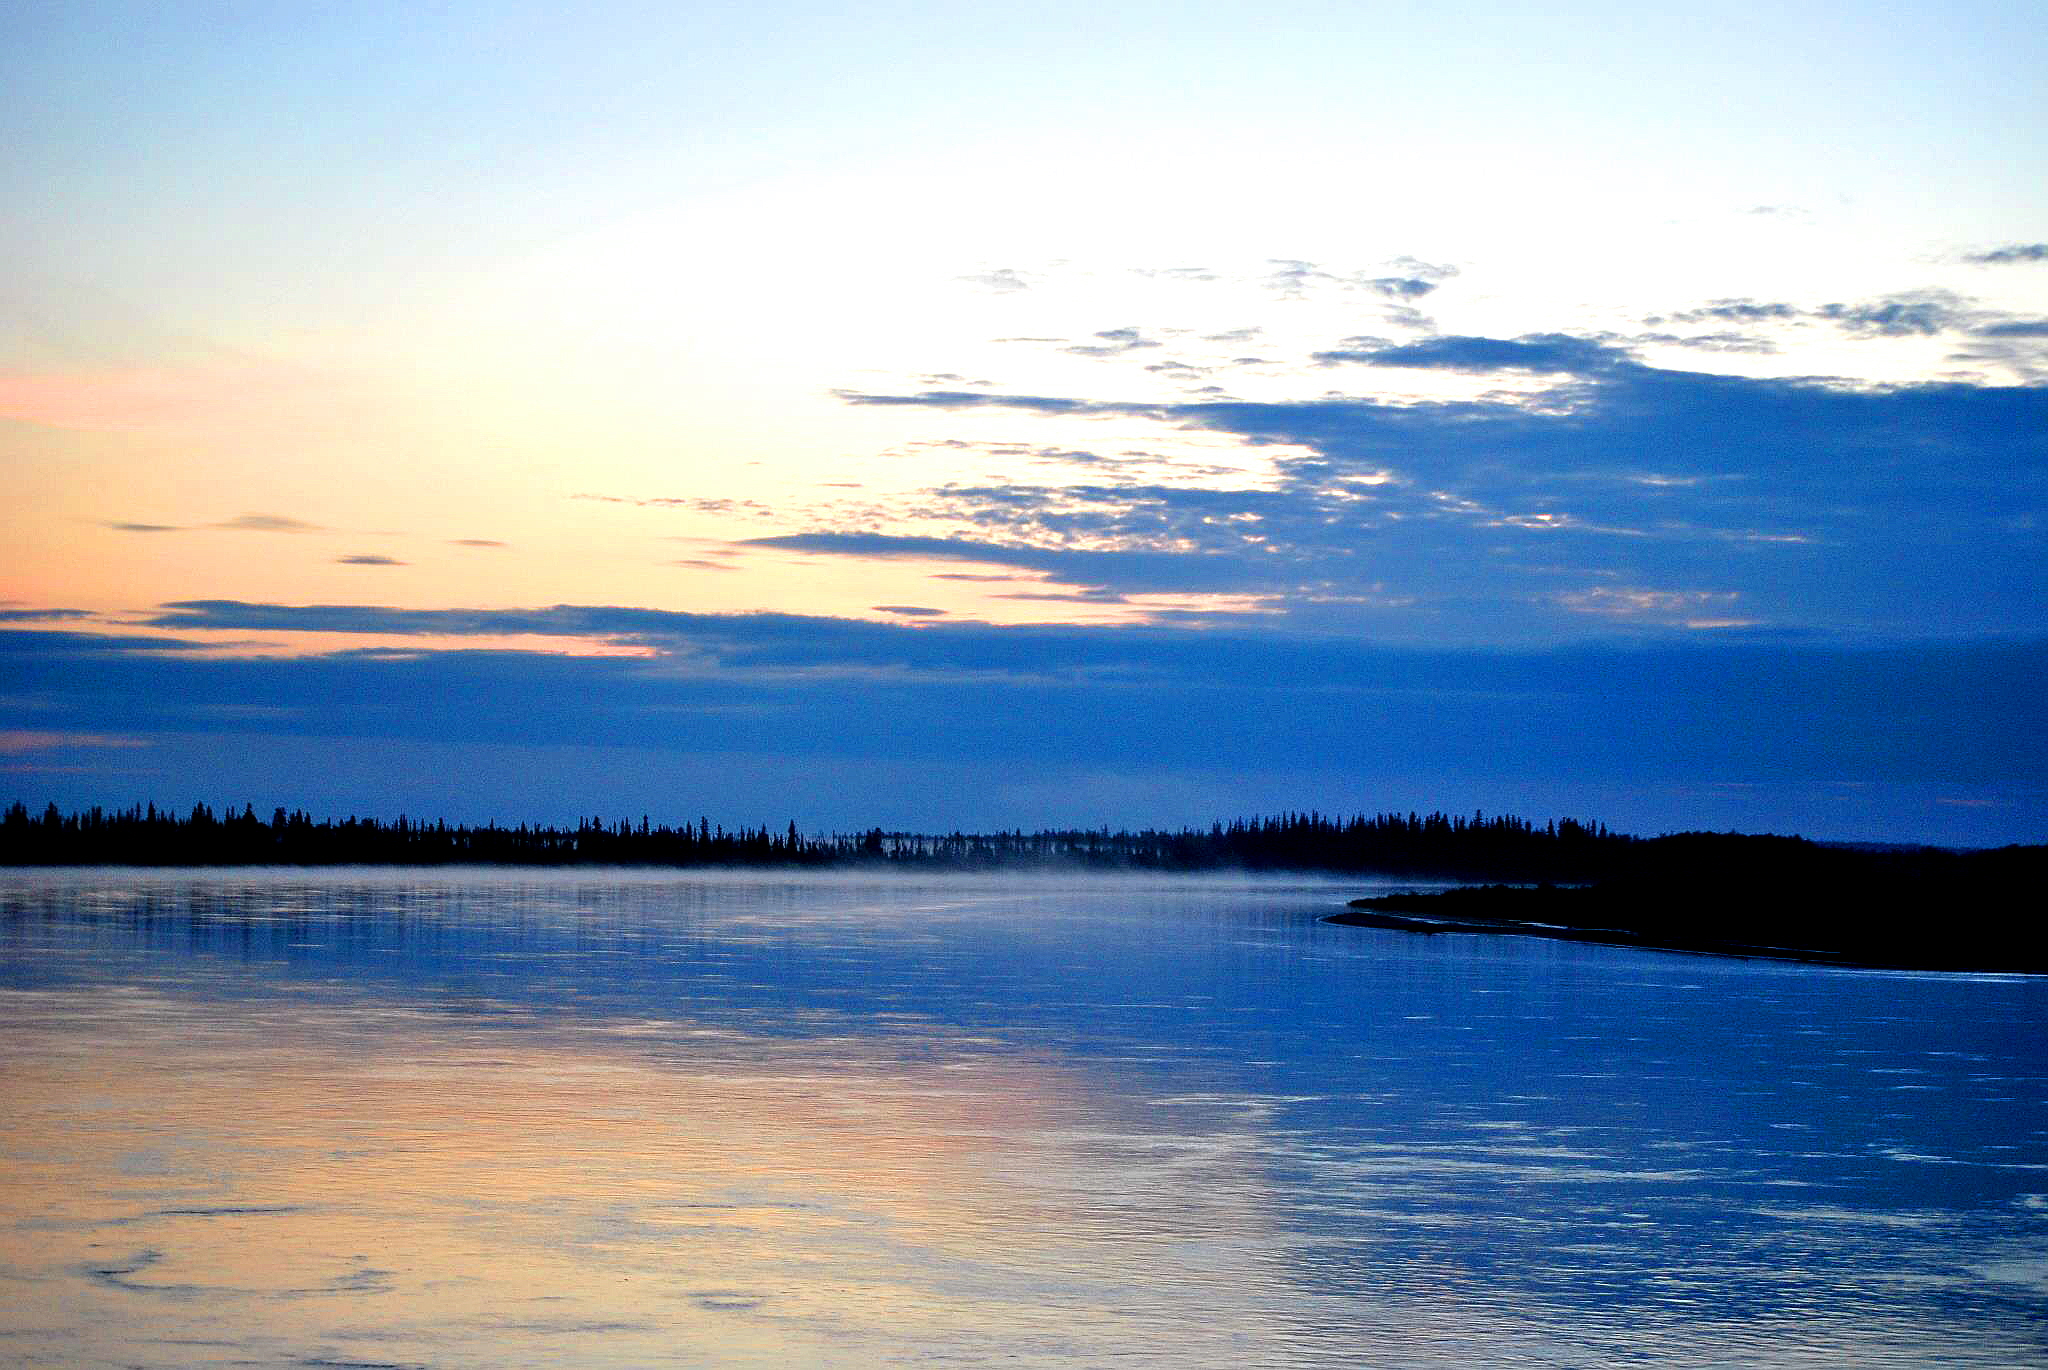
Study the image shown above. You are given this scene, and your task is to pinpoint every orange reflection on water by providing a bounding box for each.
[0,983,1290,1368]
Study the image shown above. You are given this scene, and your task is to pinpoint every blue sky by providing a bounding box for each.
[3,2,2044,842]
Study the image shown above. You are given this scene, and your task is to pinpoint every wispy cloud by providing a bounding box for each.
[103,512,380,537]
[1815,291,1967,338]
[1629,330,1780,355]
[1963,243,2048,265]
[0,608,95,622]
[1313,333,1623,373]
[958,267,1036,293]
[1361,275,1441,300]
[1649,289,2048,350]
[216,513,323,533]
[1261,257,1458,301]
[1061,327,1164,358]
[575,493,774,516]
[1553,586,1748,626]
[336,554,405,566]
[1661,299,1801,325]
[0,729,151,754]
[742,531,1254,599]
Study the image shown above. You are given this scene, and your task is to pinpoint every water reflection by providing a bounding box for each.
[2,987,1304,1366]
[2,869,2045,1367]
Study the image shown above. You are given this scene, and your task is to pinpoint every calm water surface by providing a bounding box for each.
[1,868,2044,1367]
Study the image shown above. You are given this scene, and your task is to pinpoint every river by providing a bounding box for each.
[2,868,2043,1366]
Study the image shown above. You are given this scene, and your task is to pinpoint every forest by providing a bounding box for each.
[2,801,1630,879]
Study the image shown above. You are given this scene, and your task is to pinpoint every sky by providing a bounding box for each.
[2,1,2044,844]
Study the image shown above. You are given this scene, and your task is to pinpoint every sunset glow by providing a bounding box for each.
[4,1,2043,841]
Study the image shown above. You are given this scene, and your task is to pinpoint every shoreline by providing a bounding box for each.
[1325,897,2046,975]
[1324,906,1889,969]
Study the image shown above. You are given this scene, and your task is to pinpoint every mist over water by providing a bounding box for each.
[2,868,2044,1367]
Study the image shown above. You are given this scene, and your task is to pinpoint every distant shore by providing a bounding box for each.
[1327,887,2046,974]
[0,804,1641,877]
[7,801,2044,972]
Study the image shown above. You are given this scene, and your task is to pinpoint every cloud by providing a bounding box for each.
[141,601,655,640]
[958,267,1035,292]
[0,628,212,654]
[1815,292,1966,337]
[336,554,406,566]
[450,538,508,547]
[1630,330,1779,355]
[1363,276,1440,300]
[995,588,1129,605]
[1963,243,2048,265]
[1062,327,1163,358]
[826,346,2048,642]
[1663,299,1801,324]
[1977,320,2048,338]
[1382,256,1458,284]
[872,605,947,617]
[0,729,149,754]
[1553,586,1747,625]
[1260,260,1323,298]
[215,513,323,533]
[0,607,94,622]
[4,621,2043,841]
[1657,291,2000,341]
[835,389,1113,416]
[575,493,773,515]
[1376,304,1435,332]
[741,532,1253,597]
[1261,257,1457,301]
[1312,333,1626,374]
[106,512,358,536]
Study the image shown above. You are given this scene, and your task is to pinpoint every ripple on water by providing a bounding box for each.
[2,868,2045,1367]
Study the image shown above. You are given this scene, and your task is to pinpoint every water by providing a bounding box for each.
[1,868,2043,1367]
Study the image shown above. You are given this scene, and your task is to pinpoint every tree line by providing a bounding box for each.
[0,801,1634,880]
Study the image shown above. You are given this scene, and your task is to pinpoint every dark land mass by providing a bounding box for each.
[1331,835,2047,973]
[4,801,2042,973]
